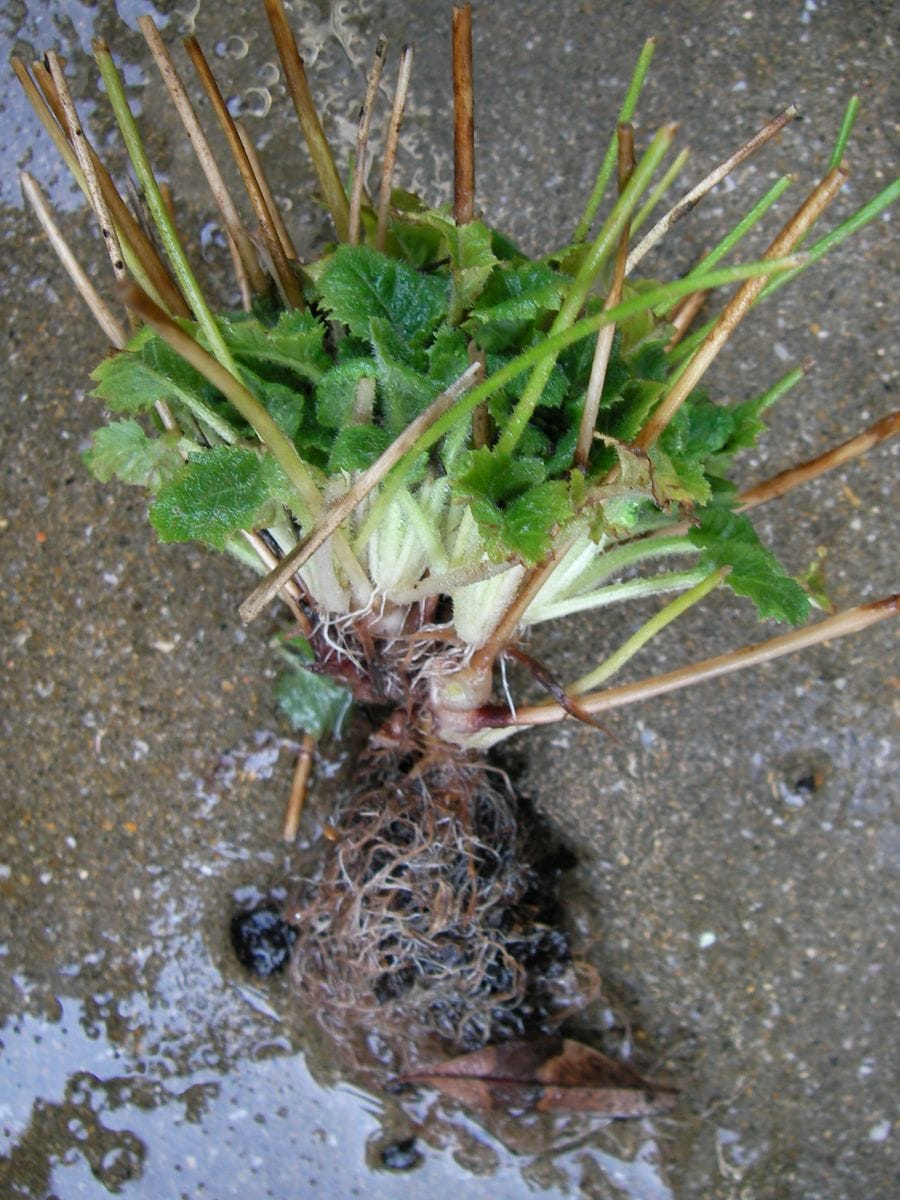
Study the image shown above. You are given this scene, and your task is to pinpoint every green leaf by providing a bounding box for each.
[91,327,208,414]
[315,359,378,428]
[239,366,304,440]
[220,309,330,383]
[418,214,498,320]
[369,318,434,433]
[149,446,277,550]
[82,420,182,492]
[470,262,567,324]
[502,480,573,563]
[275,665,352,738]
[328,425,392,472]
[317,244,447,348]
[690,507,810,624]
[453,446,546,506]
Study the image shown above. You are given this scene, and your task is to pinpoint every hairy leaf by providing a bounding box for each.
[317,244,447,348]
[219,309,330,383]
[83,420,182,492]
[315,359,378,429]
[91,327,209,414]
[502,480,573,563]
[690,506,810,624]
[328,425,392,472]
[150,446,277,549]
[275,665,352,739]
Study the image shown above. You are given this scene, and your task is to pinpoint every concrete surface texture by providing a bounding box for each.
[1,1,896,1197]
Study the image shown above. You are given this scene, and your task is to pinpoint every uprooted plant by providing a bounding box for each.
[18,1,898,1118]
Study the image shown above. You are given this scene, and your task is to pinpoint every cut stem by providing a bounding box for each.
[738,410,900,511]
[139,16,267,296]
[483,595,899,729]
[263,0,350,240]
[21,171,126,348]
[18,56,188,316]
[376,44,414,251]
[235,120,298,259]
[634,165,847,450]
[283,734,315,842]
[625,105,797,275]
[183,36,303,307]
[94,39,240,372]
[497,122,677,458]
[575,122,635,470]
[573,37,655,242]
[46,52,127,285]
[452,3,475,224]
[348,35,387,245]
[829,94,859,171]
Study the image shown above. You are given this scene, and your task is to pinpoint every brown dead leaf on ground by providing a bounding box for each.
[396,1035,678,1117]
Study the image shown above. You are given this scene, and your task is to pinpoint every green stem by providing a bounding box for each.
[355,254,802,549]
[572,37,656,242]
[687,174,794,278]
[530,566,707,626]
[94,40,239,377]
[631,147,691,235]
[568,567,727,694]
[829,94,859,171]
[759,176,900,301]
[563,532,695,597]
[496,123,677,458]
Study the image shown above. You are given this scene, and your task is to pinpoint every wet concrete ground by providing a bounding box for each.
[1,1,897,1197]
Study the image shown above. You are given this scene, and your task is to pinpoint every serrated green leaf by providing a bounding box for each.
[470,262,567,324]
[149,446,277,550]
[239,366,304,439]
[91,327,208,414]
[690,507,810,624]
[328,425,392,472]
[275,665,352,738]
[82,420,182,492]
[368,318,433,432]
[219,309,330,383]
[317,244,447,348]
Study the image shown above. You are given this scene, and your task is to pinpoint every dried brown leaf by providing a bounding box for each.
[397,1035,678,1117]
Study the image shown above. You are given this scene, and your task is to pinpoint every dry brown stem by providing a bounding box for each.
[348,35,388,245]
[452,4,476,224]
[482,595,899,730]
[139,16,266,297]
[376,45,414,251]
[625,104,798,274]
[738,410,900,510]
[183,36,303,308]
[262,0,350,240]
[634,165,848,450]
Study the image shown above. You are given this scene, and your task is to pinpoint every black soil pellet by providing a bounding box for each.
[380,1138,422,1171]
[230,907,297,977]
